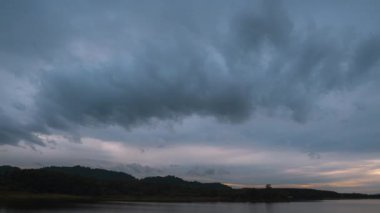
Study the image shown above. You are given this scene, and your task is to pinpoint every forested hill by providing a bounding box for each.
[0,165,378,202]
[42,166,137,182]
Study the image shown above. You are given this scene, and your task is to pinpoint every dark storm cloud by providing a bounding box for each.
[0,111,44,146]
[349,36,380,82]
[0,0,71,74]
[0,0,379,148]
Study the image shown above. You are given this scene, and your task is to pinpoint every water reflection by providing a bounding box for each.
[1,200,380,213]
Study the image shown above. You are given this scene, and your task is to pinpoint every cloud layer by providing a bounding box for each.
[1,0,379,148]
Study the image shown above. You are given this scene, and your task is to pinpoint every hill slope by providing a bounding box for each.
[0,165,378,202]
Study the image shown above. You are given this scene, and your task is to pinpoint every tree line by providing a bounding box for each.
[0,165,378,202]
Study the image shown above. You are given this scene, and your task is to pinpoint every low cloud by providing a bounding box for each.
[3,137,380,193]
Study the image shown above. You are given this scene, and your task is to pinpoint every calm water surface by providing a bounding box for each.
[1,200,380,213]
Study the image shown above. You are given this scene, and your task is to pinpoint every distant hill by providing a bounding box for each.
[42,166,136,182]
[0,165,379,202]
[0,166,20,176]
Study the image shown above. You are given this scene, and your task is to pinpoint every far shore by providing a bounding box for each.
[1,192,379,208]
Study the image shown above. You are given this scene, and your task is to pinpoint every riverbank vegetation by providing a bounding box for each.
[1,165,379,204]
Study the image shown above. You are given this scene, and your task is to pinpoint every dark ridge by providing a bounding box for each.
[0,166,20,175]
[0,165,379,203]
[42,166,136,182]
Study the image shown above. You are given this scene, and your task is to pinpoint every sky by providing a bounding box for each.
[1,0,380,193]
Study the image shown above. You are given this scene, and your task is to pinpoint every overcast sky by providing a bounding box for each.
[1,0,380,193]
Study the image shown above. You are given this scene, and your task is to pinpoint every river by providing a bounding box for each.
[1,200,379,212]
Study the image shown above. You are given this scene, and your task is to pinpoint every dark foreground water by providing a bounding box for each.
[1,200,380,213]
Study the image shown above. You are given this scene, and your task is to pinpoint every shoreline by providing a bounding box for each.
[1,192,379,206]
